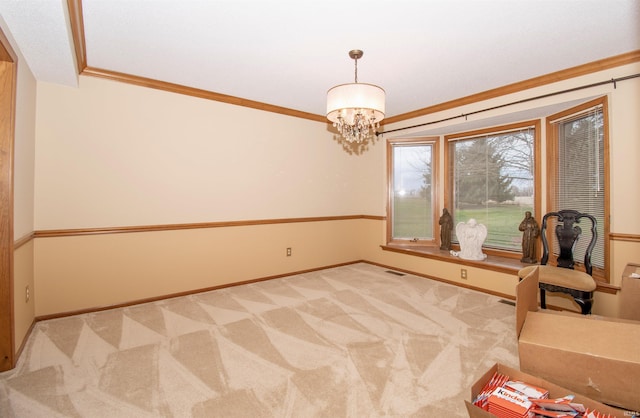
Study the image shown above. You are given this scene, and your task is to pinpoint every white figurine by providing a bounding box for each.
[450,218,488,261]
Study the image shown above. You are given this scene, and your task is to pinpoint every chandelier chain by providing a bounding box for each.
[354,57,358,83]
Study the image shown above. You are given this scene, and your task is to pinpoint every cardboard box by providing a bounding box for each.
[620,263,640,320]
[516,267,640,412]
[465,363,626,418]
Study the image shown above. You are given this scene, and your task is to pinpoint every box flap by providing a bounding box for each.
[515,266,539,338]
[520,310,640,361]
[470,363,499,398]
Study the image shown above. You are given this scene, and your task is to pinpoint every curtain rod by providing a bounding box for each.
[377,73,640,136]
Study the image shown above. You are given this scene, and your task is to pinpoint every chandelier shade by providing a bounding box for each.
[326,50,385,143]
[326,83,385,125]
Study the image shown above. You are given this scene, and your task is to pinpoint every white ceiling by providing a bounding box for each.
[0,0,639,121]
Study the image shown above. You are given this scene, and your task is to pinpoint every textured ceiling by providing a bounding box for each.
[0,0,639,121]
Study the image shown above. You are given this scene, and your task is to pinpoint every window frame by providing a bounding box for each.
[546,96,610,283]
[444,120,541,259]
[386,137,440,247]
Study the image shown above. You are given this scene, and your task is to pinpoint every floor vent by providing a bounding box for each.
[385,270,406,276]
[498,299,516,306]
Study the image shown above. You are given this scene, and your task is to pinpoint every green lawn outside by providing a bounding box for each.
[393,197,433,238]
[393,197,533,250]
[455,205,533,250]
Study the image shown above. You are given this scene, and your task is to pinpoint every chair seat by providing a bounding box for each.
[518,265,596,292]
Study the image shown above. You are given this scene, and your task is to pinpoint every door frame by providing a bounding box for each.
[0,27,17,372]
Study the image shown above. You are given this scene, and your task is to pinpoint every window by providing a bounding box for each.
[445,121,539,254]
[547,97,608,280]
[387,138,438,245]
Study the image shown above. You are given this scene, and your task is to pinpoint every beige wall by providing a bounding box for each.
[34,77,383,229]
[34,220,363,317]
[29,60,640,320]
[13,241,34,345]
[32,75,382,316]
[13,57,36,240]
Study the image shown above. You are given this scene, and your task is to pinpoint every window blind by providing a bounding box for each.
[553,106,604,268]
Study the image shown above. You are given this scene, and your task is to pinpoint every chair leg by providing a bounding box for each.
[539,288,546,309]
[575,297,593,315]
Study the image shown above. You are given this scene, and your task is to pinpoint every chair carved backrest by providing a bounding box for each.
[539,209,597,275]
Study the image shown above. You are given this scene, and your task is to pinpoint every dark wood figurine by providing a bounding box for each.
[439,208,453,250]
[519,211,540,263]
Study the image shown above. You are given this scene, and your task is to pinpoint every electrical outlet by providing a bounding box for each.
[460,269,467,279]
[25,285,30,303]
[286,247,292,257]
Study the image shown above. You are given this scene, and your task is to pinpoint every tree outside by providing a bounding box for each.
[450,129,535,251]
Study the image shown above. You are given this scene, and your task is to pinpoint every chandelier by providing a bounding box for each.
[326,49,385,143]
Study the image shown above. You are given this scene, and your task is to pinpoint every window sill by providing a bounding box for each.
[381,244,525,275]
[380,244,619,294]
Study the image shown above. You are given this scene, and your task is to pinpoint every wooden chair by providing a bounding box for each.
[518,209,597,314]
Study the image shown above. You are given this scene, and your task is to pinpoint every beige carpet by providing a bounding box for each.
[0,263,519,417]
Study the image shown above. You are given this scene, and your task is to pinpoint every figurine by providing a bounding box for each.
[450,219,487,261]
[519,211,540,264]
[439,208,453,250]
